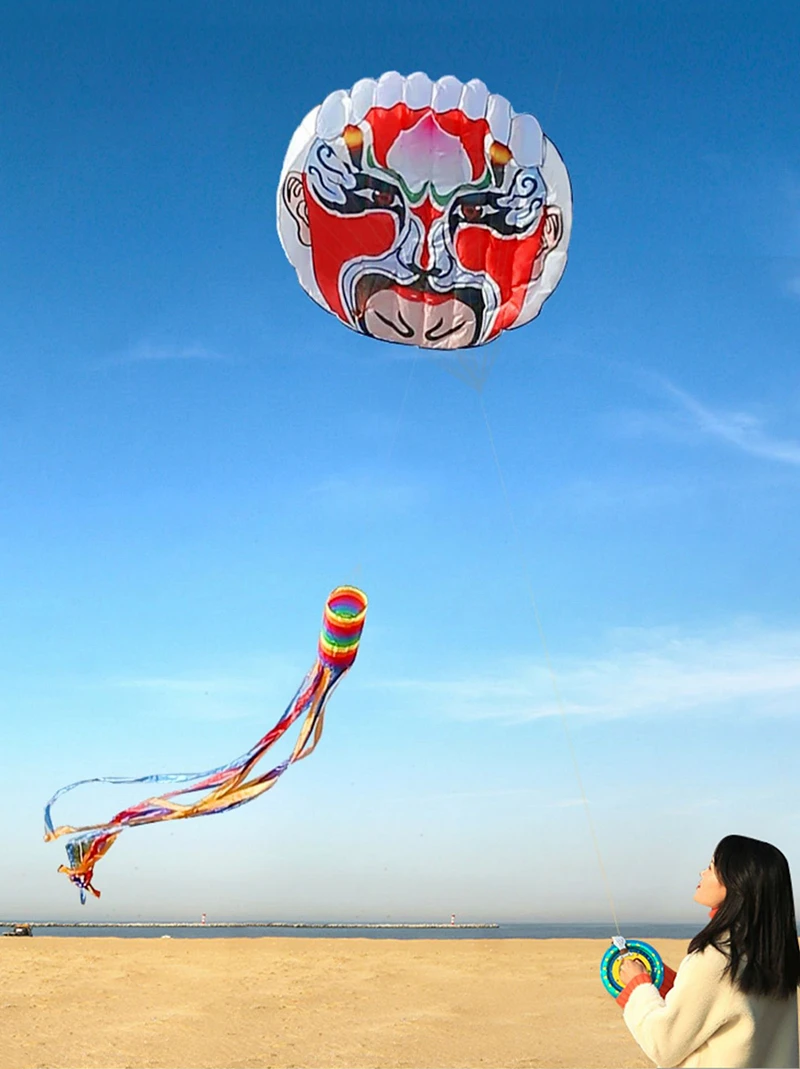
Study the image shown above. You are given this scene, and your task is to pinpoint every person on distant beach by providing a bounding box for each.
[616,835,800,1068]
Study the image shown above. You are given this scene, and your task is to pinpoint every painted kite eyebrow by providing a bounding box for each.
[354,173,402,193]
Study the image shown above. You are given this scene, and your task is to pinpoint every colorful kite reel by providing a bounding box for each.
[600,935,664,997]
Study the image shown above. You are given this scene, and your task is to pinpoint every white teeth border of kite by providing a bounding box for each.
[486,94,513,146]
[509,113,544,168]
[316,89,352,140]
[322,74,544,165]
[349,78,377,124]
[432,75,463,113]
[404,71,434,110]
[460,79,489,120]
[375,70,405,110]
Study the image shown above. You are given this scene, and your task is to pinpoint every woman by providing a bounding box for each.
[617,835,800,1068]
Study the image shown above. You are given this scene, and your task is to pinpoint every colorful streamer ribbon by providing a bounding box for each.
[44,586,367,902]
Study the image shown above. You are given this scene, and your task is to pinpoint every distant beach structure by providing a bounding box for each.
[3,923,32,937]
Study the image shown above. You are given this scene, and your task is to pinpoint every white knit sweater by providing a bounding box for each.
[621,944,799,1068]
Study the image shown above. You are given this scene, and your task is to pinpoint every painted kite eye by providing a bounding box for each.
[461,203,483,223]
[372,190,395,208]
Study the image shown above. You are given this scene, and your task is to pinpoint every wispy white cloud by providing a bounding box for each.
[660,381,800,465]
[379,786,589,809]
[555,473,696,512]
[386,786,541,804]
[104,657,305,723]
[114,676,268,695]
[661,797,721,817]
[308,471,425,516]
[370,621,800,724]
[103,341,230,366]
[614,376,800,467]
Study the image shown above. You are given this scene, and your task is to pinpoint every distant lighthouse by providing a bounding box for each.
[450,913,456,926]
[201,912,207,925]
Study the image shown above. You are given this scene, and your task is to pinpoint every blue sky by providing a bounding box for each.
[1,0,799,924]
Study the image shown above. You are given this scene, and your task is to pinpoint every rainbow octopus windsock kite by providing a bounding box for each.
[44,586,367,902]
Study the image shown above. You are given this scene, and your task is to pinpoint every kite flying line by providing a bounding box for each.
[476,390,622,936]
[475,388,665,995]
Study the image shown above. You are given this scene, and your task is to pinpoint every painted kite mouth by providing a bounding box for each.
[354,274,486,347]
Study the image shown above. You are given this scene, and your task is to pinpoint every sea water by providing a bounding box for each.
[2,922,704,940]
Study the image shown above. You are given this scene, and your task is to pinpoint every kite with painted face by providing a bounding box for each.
[278,71,571,375]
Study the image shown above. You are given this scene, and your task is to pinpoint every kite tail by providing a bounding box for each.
[45,586,367,901]
[58,832,119,903]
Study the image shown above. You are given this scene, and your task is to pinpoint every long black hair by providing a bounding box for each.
[688,835,800,999]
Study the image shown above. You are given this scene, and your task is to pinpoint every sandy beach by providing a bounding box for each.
[0,936,699,1069]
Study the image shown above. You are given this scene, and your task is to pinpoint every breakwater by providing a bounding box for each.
[4,921,499,930]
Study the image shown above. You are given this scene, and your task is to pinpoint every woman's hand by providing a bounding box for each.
[619,956,648,986]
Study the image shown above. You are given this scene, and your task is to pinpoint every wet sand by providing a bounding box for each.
[1,936,691,1068]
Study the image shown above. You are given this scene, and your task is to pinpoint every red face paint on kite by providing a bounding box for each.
[278,72,572,352]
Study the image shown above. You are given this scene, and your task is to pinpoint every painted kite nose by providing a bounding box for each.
[410,198,444,272]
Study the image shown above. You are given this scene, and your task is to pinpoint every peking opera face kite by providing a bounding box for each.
[278,71,572,369]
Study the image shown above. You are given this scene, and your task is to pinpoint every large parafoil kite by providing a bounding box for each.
[44,587,367,901]
[278,71,572,382]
